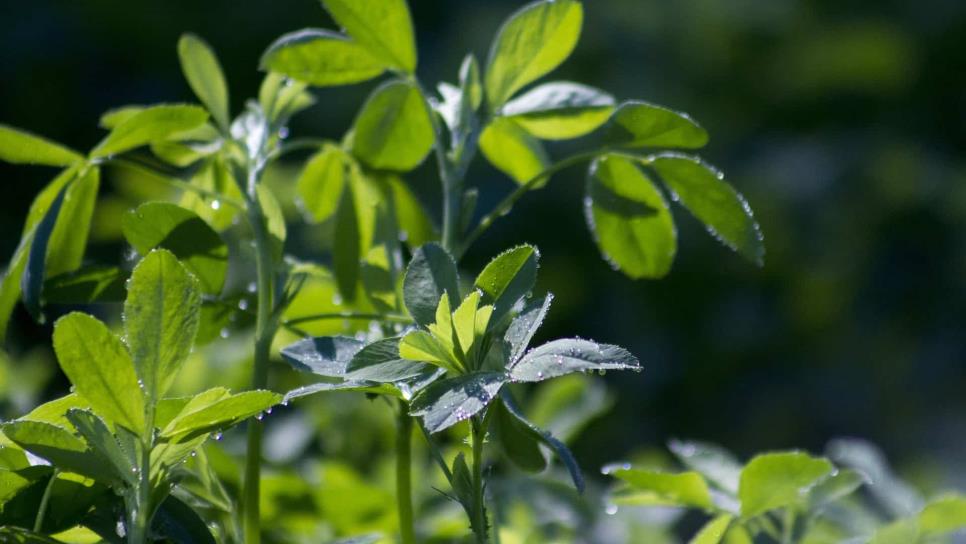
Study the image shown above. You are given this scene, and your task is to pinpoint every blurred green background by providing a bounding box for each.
[1,0,965,495]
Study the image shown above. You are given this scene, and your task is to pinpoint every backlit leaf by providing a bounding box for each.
[261,29,385,87]
[0,125,83,166]
[297,144,349,222]
[501,81,614,140]
[479,118,550,185]
[604,101,708,149]
[178,34,230,131]
[474,244,539,326]
[485,0,583,108]
[90,104,209,158]
[738,451,834,518]
[585,154,676,279]
[320,0,417,73]
[350,80,434,171]
[609,468,713,509]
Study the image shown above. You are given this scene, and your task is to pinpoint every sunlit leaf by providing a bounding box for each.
[90,104,209,159]
[261,29,385,87]
[485,0,583,108]
[689,514,733,544]
[474,244,539,326]
[0,125,83,166]
[297,144,349,222]
[609,468,713,509]
[604,101,708,149]
[502,81,614,140]
[52,312,145,433]
[479,118,550,186]
[124,249,202,400]
[320,0,417,73]
[178,34,230,130]
[738,451,834,518]
[410,372,505,433]
[648,154,764,265]
[585,154,676,279]
[161,390,281,442]
[350,80,434,171]
[508,338,639,382]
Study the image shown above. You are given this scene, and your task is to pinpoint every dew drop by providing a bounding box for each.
[213,432,223,441]
[247,282,257,294]
[278,127,290,139]
[256,413,264,421]
[238,299,249,311]
[220,328,231,339]
[210,200,221,211]
[605,503,618,516]
[332,293,343,305]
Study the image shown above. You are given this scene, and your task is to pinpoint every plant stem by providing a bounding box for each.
[459,150,602,258]
[33,469,57,533]
[470,417,488,544]
[781,508,796,544]
[396,403,416,544]
[242,168,277,544]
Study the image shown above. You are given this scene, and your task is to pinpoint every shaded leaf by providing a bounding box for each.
[505,293,552,364]
[65,409,136,486]
[333,178,360,301]
[345,337,429,383]
[485,0,583,108]
[492,397,546,472]
[1,421,111,481]
[499,392,584,491]
[402,242,460,327]
[280,336,365,377]
[123,202,228,295]
[43,265,126,304]
[669,439,743,496]
[585,154,676,279]
[152,493,217,544]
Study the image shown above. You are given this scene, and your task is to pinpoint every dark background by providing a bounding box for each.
[2,0,965,489]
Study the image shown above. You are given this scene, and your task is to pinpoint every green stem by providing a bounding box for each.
[242,168,277,544]
[129,395,157,544]
[458,150,603,258]
[33,469,57,533]
[396,404,416,544]
[470,417,488,544]
[781,508,796,544]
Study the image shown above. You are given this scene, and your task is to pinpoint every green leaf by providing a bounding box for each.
[410,372,506,433]
[0,527,65,543]
[0,421,110,481]
[64,409,137,487]
[738,451,834,518]
[387,175,436,248]
[320,0,417,73]
[585,154,676,279]
[826,438,923,517]
[350,80,434,171]
[807,468,867,509]
[122,202,228,295]
[648,154,764,265]
[402,243,460,327]
[297,144,349,222]
[508,338,639,382]
[90,104,209,159]
[0,234,32,342]
[505,293,552,364]
[919,494,966,536]
[450,452,477,528]
[255,184,287,263]
[669,439,742,495]
[474,244,539,326]
[52,312,145,433]
[399,329,462,375]
[609,468,713,509]
[479,117,550,185]
[492,398,546,472]
[345,337,429,383]
[497,392,584,491]
[178,34,230,131]
[44,166,99,278]
[161,390,281,442]
[333,177,360,301]
[20,180,69,322]
[258,72,316,124]
[0,125,83,166]
[18,394,90,431]
[151,494,218,544]
[178,157,241,231]
[484,0,583,108]
[501,81,614,140]
[261,29,385,87]
[99,105,146,129]
[689,514,733,544]
[285,380,400,401]
[280,336,365,377]
[604,101,708,149]
[868,519,920,544]
[124,249,202,400]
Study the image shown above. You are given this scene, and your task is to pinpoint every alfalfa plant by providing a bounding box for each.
[0,250,279,543]
[266,0,762,542]
[0,0,764,541]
